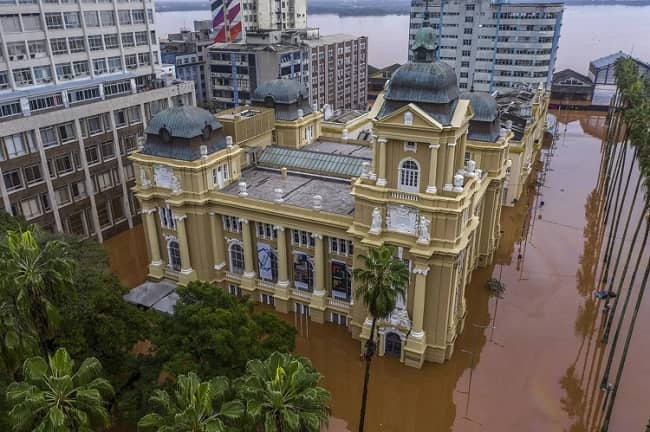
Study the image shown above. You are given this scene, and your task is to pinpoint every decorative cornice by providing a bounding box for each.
[274,226,285,232]
[142,208,157,215]
[239,217,249,224]
[173,214,187,222]
[447,141,457,148]
[311,233,323,240]
[413,265,430,276]
[429,143,441,150]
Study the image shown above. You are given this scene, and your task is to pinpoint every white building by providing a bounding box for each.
[244,0,307,32]
[0,0,195,241]
[408,0,564,92]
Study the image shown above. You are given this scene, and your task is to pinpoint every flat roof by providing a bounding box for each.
[303,140,373,159]
[325,109,367,124]
[209,42,300,53]
[301,34,364,47]
[258,146,368,178]
[221,168,355,215]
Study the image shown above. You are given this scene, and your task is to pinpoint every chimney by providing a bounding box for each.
[281,167,288,178]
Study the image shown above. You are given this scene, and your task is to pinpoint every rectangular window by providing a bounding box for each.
[28,40,47,56]
[20,198,41,219]
[135,31,148,46]
[1,15,22,32]
[97,201,111,227]
[24,163,42,184]
[7,42,27,58]
[45,13,63,30]
[50,38,68,55]
[69,37,86,53]
[125,54,137,69]
[71,181,87,200]
[111,196,124,221]
[63,12,81,28]
[86,116,103,135]
[114,109,127,127]
[124,163,135,179]
[121,33,135,48]
[40,127,58,147]
[57,123,75,143]
[29,93,63,111]
[330,237,353,256]
[118,10,131,25]
[223,215,241,232]
[331,261,351,300]
[88,35,104,51]
[137,52,151,65]
[3,169,22,191]
[13,68,33,86]
[100,141,115,159]
[127,106,141,124]
[55,186,71,206]
[292,230,314,248]
[100,10,115,26]
[55,63,73,81]
[4,133,27,158]
[108,56,122,73]
[256,223,277,240]
[104,34,119,49]
[85,145,99,164]
[55,154,73,175]
[132,9,145,24]
[93,59,107,75]
[22,14,42,31]
[84,11,100,27]
[96,171,113,191]
[121,135,138,153]
[0,101,21,117]
[73,61,90,77]
[159,206,176,230]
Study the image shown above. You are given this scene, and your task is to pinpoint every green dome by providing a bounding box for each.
[145,104,222,139]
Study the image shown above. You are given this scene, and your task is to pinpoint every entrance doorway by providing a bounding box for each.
[385,332,402,357]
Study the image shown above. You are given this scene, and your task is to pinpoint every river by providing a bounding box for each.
[104,110,650,431]
[155,6,650,72]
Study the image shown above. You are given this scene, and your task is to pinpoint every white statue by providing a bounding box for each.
[417,216,431,244]
[467,160,476,174]
[361,161,371,178]
[274,188,284,203]
[139,168,150,189]
[369,207,382,234]
[453,174,464,193]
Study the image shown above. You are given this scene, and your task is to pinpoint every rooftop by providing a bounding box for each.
[589,50,650,70]
[324,109,367,124]
[258,146,368,178]
[300,34,364,47]
[303,140,373,159]
[221,168,355,215]
[209,41,300,53]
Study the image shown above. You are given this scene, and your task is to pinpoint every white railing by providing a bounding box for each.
[225,271,242,281]
[328,297,351,310]
[257,279,275,290]
[292,289,312,299]
[390,191,419,202]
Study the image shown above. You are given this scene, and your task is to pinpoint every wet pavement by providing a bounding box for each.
[106,111,650,431]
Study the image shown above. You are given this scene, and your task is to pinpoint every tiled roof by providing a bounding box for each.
[258,146,366,178]
[145,105,222,139]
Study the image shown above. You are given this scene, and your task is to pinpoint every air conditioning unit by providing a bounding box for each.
[30,53,36,58]
[127,64,137,69]
[16,55,25,60]
[9,55,15,61]
[63,74,72,80]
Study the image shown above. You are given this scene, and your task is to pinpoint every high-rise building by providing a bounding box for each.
[211,0,307,43]
[161,21,214,106]
[408,0,564,92]
[0,0,195,242]
[208,29,368,111]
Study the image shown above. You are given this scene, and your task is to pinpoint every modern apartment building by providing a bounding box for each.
[211,0,307,43]
[0,0,195,242]
[408,0,564,92]
[161,20,213,106]
[208,29,368,111]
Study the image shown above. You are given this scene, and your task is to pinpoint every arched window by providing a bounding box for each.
[399,159,419,191]
[168,240,181,271]
[229,242,245,274]
[403,111,413,125]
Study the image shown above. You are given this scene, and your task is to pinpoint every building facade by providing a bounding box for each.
[208,29,368,112]
[408,0,564,92]
[131,32,516,368]
[0,0,195,241]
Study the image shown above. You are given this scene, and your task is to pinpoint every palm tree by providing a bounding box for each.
[5,347,114,432]
[353,245,409,432]
[238,352,330,432]
[0,301,39,381]
[139,372,244,432]
[0,229,74,353]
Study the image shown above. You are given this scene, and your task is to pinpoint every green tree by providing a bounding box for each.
[6,347,114,432]
[0,230,74,353]
[238,352,330,432]
[138,372,244,432]
[0,301,39,381]
[155,281,296,379]
[352,245,409,432]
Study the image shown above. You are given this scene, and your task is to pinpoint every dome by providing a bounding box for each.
[385,62,458,105]
[252,79,309,104]
[145,104,222,139]
[460,91,499,122]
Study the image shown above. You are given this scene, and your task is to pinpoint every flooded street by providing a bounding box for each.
[106,111,650,431]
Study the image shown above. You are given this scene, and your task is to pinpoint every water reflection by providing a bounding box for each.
[106,112,650,431]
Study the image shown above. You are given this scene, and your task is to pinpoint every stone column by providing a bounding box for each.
[143,208,164,279]
[443,140,456,191]
[310,234,327,323]
[404,264,429,368]
[376,137,387,186]
[274,225,290,313]
[426,143,440,194]
[240,218,256,292]
[175,214,197,285]
[209,212,226,281]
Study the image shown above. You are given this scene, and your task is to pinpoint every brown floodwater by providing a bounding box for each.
[105,111,650,431]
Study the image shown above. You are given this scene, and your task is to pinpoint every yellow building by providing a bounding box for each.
[130,30,514,368]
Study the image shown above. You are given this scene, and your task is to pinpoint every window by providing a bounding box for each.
[463,39,472,46]
[465,16,474,23]
[29,94,63,111]
[7,42,27,58]
[121,33,135,47]
[71,181,86,199]
[256,223,277,240]
[96,171,112,190]
[22,14,42,31]
[404,141,417,152]
[55,154,73,175]
[100,141,115,160]
[20,198,41,219]
[229,242,245,274]
[293,253,313,292]
[330,237,353,256]
[84,11,100,27]
[45,13,63,30]
[159,206,176,229]
[97,202,111,227]
[466,3,475,10]
[13,69,33,86]
[0,101,21,118]
[223,215,241,232]
[258,243,277,282]
[1,15,22,32]
[125,54,137,69]
[462,50,471,57]
[118,10,131,25]
[114,110,127,127]
[461,61,470,68]
[88,35,104,51]
[132,9,145,24]
[55,186,71,205]
[28,40,47,56]
[292,230,315,248]
[212,164,230,188]
[4,133,27,158]
[85,145,99,164]
[127,106,141,124]
[40,194,50,214]
[3,169,22,191]
[111,196,124,221]
[57,123,75,143]
[100,10,115,26]
[124,163,135,179]
[399,159,419,191]
[73,61,90,77]
[403,112,413,126]
[108,56,122,73]
[93,59,107,75]
[86,116,103,135]
[122,135,138,153]
[69,37,86,53]
[135,31,148,46]
[24,164,42,184]
[138,52,151,65]
[40,128,58,147]
[63,12,81,28]
[464,28,473,34]
[50,38,68,55]
[56,63,73,80]
[105,81,131,96]
[67,212,86,236]
[104,34,119,49]
[331,261,351,300]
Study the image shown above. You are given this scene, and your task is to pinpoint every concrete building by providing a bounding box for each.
[368,63,401,106]
[408,0,564,92]
[130,30,513,368]
[211,0,307,43]
[551,69,594,101]
[588,51,650,86]
[0,0,195,241]
[161,20,213,106]
[208,29,368,112]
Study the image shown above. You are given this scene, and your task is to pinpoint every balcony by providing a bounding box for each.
[391,191,419,202]
[328,297,351,310]
[292,289,312,300]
